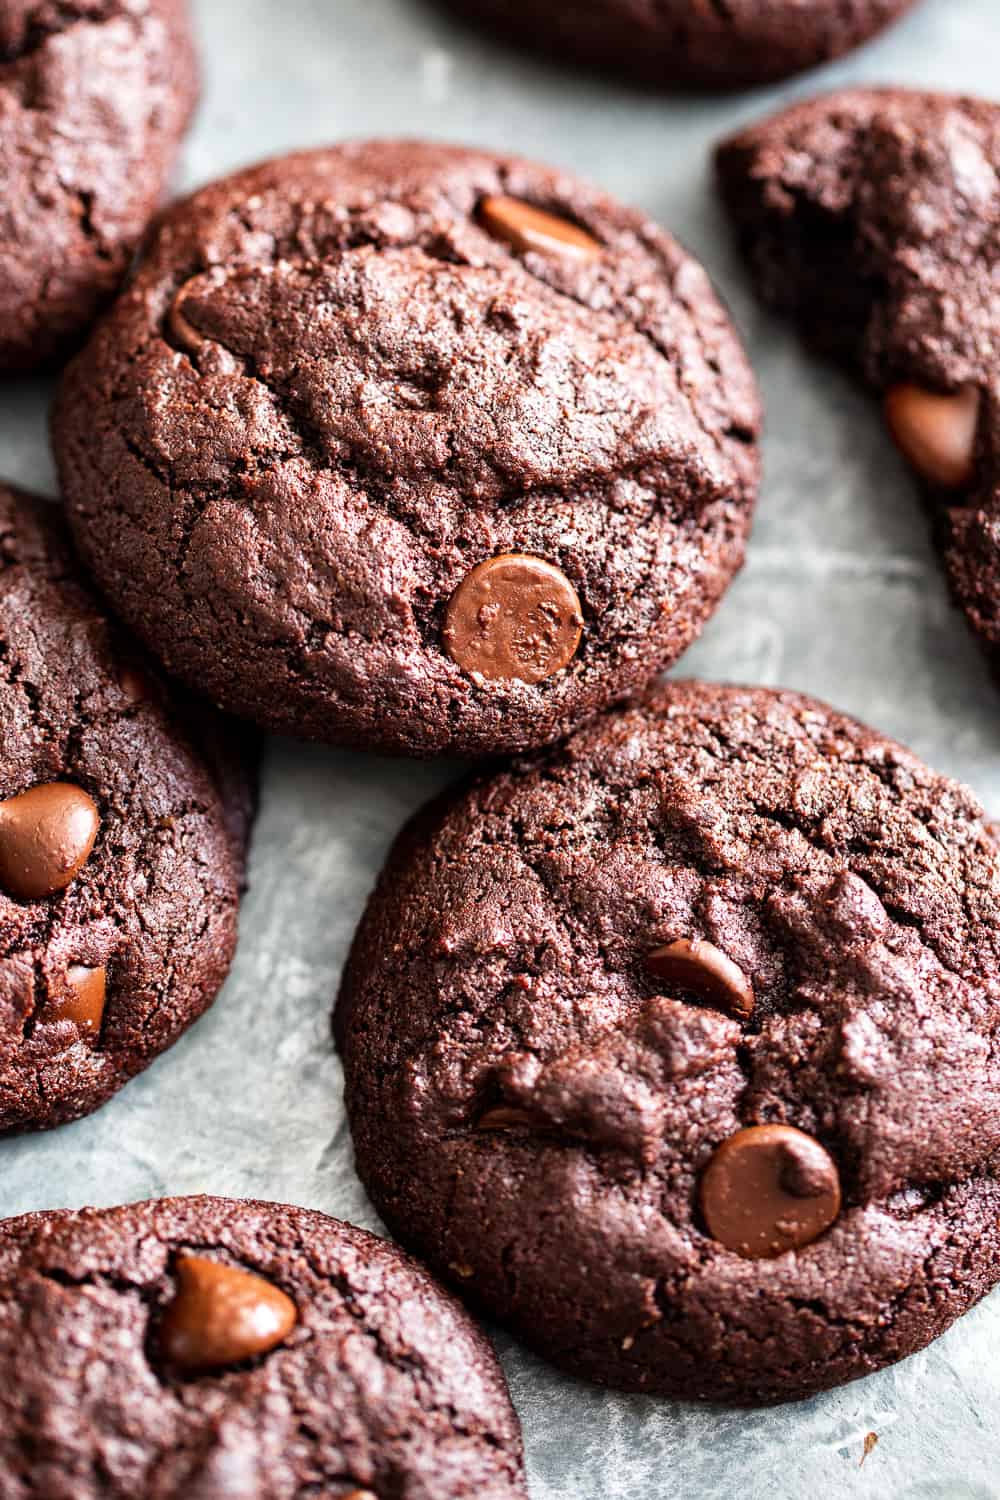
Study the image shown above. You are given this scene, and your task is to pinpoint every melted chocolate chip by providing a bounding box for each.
[160,1254,297,1370]
[0,783,100,901]
[700,1124,841,1259]
[49,966,107,1037]
[646,938,754,1018]
[884,384,980,489]
[479,196,601,261]
[443,554,583,684]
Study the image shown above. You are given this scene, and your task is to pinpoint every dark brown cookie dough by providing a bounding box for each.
[54,141,760,757]
[441,0,917,90]
[0,0,198,372]
[716,88,1000,679]
[0,485,246,1133]
[336,680,1000,1404]
[0,1195,528,1500]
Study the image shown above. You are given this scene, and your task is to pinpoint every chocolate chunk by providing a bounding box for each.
[700,1124,841,1258]
[0,783,100,901]
[884,384,980,489]
[646,938,754,1018]
[49,966,107,1037]
[443,554,583,684]
[160,1254,297,1370]
[479,196,601,260]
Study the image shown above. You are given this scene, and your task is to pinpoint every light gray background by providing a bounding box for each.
[1,1,998,1495]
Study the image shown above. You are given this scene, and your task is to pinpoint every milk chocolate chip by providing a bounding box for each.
[49,965,107,1036]
[160,1254,297,1370]
[701,1124,841,1259]
[884,383,980,489]
[479,196,601,261]
[0,783,100,901]
[476,1106,537,1131]
[443,554,583,684]
[646,938,754,1019]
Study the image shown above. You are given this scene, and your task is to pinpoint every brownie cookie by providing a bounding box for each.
[53,141,760,757]
[0,0,198,372]
[0,484,246,1132]
[441,0,917,90]
[717,89,1000,678]
[336,680,1000,1403]
[0,1194,528,1499]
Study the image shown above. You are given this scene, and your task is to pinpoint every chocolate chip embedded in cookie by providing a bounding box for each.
[716,89,1000,679]
[337,680,1000,1403]
[0,485,252,1133]
[54,140,760,757]
[884,384,980,490]
[0,783,100,901]
[0,0,198,371]
[479,197,602,260]
[0,1196,529,1499]
[443,554,584,684]
[160,1255,297,1370]
[701,1125,842,1258]
[646,938,755,1019]
[441,0,918,90]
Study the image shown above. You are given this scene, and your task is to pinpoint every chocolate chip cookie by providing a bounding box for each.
[0,0,198,372]
[0,484,246,1133]
[336,680,1000,1403]
[442,0,917,90]
[716,89,1000,679]
[53,141,760,756]
[0,1194,528,1499]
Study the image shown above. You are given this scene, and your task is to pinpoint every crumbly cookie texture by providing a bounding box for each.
[0,485,246,1132]
[0,0,197,371]
[337,680,1000,1404]
[0,1195,528,1500]
[442,0,917,89]
[716,88,1000,677]
[54,140,760,757]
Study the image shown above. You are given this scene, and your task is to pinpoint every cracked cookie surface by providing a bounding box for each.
[53,140,760,756]
[0,485,247,1132]
[716,88,1000,682]
[441,0,917,89]
[0,0,197,371]
[0,1194,528,1500]
[336,680,1000,1403]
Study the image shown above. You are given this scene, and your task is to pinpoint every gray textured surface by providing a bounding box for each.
[1,0,998,1494]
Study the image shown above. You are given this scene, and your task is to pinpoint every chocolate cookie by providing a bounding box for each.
[0,1194,528,1499]
[0,0,198,372]
[716,89,1000,679]
[441,0,917,90]
[53,141,760,757]
[0,484,246,1133]
[336,680,1000,1403]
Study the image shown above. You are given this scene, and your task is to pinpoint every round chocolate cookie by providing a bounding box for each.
[0,484,246,1133]
[441,0,917,90]
[336,680,1000,1403]
[716,88,1000,682]
[0,0,198,372]
[0,1194,528,1499]
[53,141,760,757]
